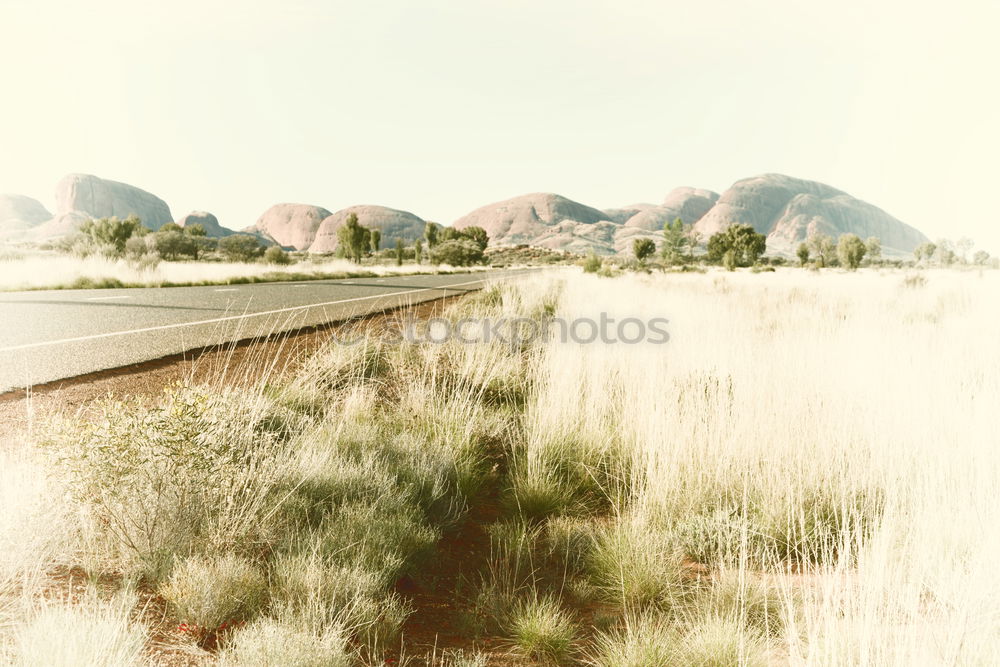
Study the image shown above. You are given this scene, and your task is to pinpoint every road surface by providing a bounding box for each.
[0,269,529,393]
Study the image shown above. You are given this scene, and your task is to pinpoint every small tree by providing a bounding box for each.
[218,234,262,262]
[661,218,687,265]
[185,223,207,237]
[956,237,974,264]
[865,237,882,264]
[154,230,200,260]
[973,250,991,266]
[395,238,404,266]
[633,238,656,264]
[837,233,867,270]
[414,238,423,264]
[935,239,956,266]
[808,233,835,268]
[263,246,291,265]
[336,213,371,262]
[707,224,766,267]
[424,222,440,248]
[914,242,937,263]
[371,229,381,253]
[462,225,489,251]
[797,243,810,267]
[79,215,146,255]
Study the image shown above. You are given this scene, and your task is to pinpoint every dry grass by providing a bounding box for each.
[2,266,998,665]
[0,251,488,291]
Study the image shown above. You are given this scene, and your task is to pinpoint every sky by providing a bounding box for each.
[2,0,998,251]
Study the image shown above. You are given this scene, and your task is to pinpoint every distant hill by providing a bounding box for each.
[2,172,930,257]
[450,176,927,257]
[695,174,928,256]
[0,194,52,241]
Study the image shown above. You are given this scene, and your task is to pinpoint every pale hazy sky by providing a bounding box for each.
[2,0,998,250]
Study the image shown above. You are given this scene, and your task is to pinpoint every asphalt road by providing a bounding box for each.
[0,269,530,393]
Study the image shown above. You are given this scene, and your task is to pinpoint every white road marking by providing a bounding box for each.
[86,295,130,301]
[214,288,239,292]
[0,278,490,353]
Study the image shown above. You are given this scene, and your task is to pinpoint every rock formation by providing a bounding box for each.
[175,211,235,238]
[0,194,52,240]
[309,205,425,253]
[246,203,333,250]
[54,173,173,230]
[695,174,928,255]
[621,187,719,231]
[451,193,611,247]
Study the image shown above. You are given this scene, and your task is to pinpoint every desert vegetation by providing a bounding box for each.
[1,267,998,665]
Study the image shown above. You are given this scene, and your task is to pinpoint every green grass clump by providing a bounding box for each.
[675,616,769,667]
[218,618,351,667]
[694,571,787,638]
[587,521,686,609]
[11,593,147,667]
[505,596,579,664]
[159,555,268,639]
[586,613,676,667]
[505,469,577,522]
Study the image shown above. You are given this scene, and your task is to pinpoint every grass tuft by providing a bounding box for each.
[505,596,579,665]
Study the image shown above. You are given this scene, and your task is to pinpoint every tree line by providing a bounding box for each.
[624,217,995,271]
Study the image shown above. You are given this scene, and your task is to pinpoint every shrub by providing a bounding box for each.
[218,618,351,667]
[41,388,287,580]
[159,555,268,640]
[79,215,145,255]
[582,252,602,273]
[430,239,485,266]
[632,238,656,264]
[506,596,579,664]
[264,246,292,265]
[152,230,199,260]
[219,234,263,261]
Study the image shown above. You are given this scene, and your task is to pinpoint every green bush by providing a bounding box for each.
[152,230,200,260]
[264,246,292,265]
[430,239,485,266]
[41,388,288,580]
[506,596,579,664]
[219,234,264,261]
[582,252,602,273]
